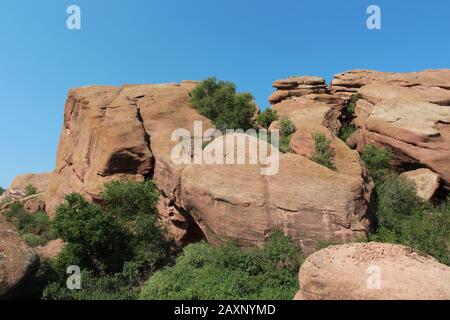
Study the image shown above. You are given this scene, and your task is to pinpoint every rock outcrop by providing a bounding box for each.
[41,69,450,254]
[269,76,328,104]
[0,193,46,215]
[44,80,374,253]
[295,242,450,300]
[400,169,440,201]
[0,173,51,203]
[44,82,214,243]
[335,70,450,189]
[181,134,371,254]
[0,215,39,299]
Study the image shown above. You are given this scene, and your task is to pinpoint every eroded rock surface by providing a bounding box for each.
[0,173,51,203]
[400,169,440,201]
[346,70,450,188]
[295,242,450,300]
[0,215,39,299]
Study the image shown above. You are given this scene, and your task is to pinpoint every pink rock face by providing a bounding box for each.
[181,134,372,255]
[44,83,213,216]
[0,172,51,203]
[44,82,214,243]
[400,169,440,201]
[44,81,374,252]
[295,242,450,300]
[0,215,39,298]
[347,70,450,188]
[269,76,328,104]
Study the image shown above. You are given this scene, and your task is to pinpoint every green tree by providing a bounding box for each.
[51,180,169,273]
[371,177,450,265]
[361,144,393,184]
[42,180,171,300]
[310,133,336,170]
[257,108,278,129]
[279,117,296,137]
[139,231,303,300]
[24,184,38,196]
[190,77,256,131]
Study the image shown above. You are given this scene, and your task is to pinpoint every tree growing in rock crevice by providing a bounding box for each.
[190,77,257,131]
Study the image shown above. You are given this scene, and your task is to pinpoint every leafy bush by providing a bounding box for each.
[0,187,5,195]
[257,108,278,129]
[346,93,361,115]
[190,77,256,131]
[361,144,393,183]
[310,133,336,170]
[279,135,292,153]
[338,123,356,143]
[41,180,171,300]
[43,269,139,300]
[0,196,12,207]
[279,117,296,137]
[2,202,55,247]
[25,184,38,196]
[139,231,303,300]
[370,177,450,265]
[52,180,169,274]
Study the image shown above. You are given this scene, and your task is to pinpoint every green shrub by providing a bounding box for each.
[279,117,296,137]
[361,144,393,183]
[43,270,139,300]
[22,233,44,247]
[0,187,5,195]
[0,196,12,207]
[310,133,336,170]
[42,180,171,299]
[371,177,450,265]
[375,177,423,229]
[257,108,278,129]
[279,135,292,153]
[338,123,356,143]
[2,202,55,247]
[346,93,361,115]
[139,231,303,300]
[25,184,38,197]
[190,77,256,131]
[52,180,169,274]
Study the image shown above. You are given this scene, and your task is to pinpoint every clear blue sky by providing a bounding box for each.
[1,0,449,187]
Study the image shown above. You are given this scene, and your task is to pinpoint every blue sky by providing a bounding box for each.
[0,0,449,187]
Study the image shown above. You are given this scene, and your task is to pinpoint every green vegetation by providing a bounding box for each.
[257,108,278,129]
[279,117,295,137]
[25,184,38,197]
[361,144,393,184]
[310,133,336,170]
[279,135,292,154]
[0,187,5,195]
[346,93,361,116]
[190,77,256,131]
[338,123,356,143]
[3,202,54,247]
[370,177,450,265]
[39,180,171,300]
[360,144,450,265]
[338,93,361,143]
[0,196,12,207]
[26,181,304,300]
[139,231,303,300]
